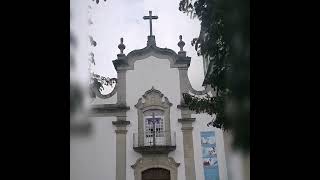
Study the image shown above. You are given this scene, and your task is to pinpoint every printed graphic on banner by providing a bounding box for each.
[201,131,219,180]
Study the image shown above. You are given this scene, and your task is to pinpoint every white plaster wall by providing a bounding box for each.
[125,55,185,180]
[169,122,185,180]
[91,92,117,104]
[223,131,246,180]
[192,113,228,180]
[70,116,117,180]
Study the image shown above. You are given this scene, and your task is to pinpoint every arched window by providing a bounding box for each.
[135,87,172,146]
[144,110,165,145]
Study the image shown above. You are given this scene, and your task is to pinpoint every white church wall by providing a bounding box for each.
[91,92,117,104]
[126,109,142,180]
[223,131,247,180]
[192,113,228,180]
[70,116,116,180]
[126,55,185,180]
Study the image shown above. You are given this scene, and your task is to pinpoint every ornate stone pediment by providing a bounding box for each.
[135,86,172,111]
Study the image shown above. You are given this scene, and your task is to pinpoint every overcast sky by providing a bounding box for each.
[73,0,205,93]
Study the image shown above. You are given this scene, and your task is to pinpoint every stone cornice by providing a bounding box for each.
[89,104,130,116]
[178,118,196,123]
[112,120,131,126]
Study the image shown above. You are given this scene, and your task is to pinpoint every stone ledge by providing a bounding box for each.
[112,120,131,126]
[177,104,189,109]
[133,145,176,154]
[178,118,196,123]
[90,104,130,115]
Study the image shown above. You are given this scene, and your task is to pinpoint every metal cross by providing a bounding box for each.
[143,11,158,36]
[147,112,159,146]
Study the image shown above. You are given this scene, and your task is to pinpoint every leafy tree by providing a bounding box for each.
[179,0,249,153]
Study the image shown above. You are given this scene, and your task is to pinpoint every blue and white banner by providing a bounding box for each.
[200,131,219,180]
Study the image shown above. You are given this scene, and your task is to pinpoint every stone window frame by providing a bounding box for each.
[135,87,172,146]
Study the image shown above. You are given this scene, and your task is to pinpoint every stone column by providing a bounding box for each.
[178,118,196,180]
[112,118,130,180]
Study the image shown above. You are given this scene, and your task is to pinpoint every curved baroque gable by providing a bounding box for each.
[113,44,191,71]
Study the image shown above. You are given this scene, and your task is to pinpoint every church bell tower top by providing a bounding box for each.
[143,10,158,46]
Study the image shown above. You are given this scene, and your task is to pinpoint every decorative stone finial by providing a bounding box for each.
[118,37,126,55]
[178,35,186,56]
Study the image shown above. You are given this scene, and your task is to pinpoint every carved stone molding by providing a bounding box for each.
[89,104,130,117]
[135,87,172,145]
[112,120,131,126]
[131,156,180,180]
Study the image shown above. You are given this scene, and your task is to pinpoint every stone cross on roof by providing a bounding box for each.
[143,11,158,36]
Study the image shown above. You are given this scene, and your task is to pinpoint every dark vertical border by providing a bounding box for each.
[1,1,70,179]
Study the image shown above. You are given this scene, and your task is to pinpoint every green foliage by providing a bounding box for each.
[179,0,249,153]
[179,0,230,129]
[222,0,250,153]
[183,91,231,130]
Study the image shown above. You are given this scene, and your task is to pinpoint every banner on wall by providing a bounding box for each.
[200,131,219,180]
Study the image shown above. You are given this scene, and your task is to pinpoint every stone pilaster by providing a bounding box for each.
[112,117,130,180]
[178,68,189,103]
[116,69,127,105]
[178,118,196,180]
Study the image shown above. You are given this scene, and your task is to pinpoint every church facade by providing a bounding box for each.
[71,12,228,180]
